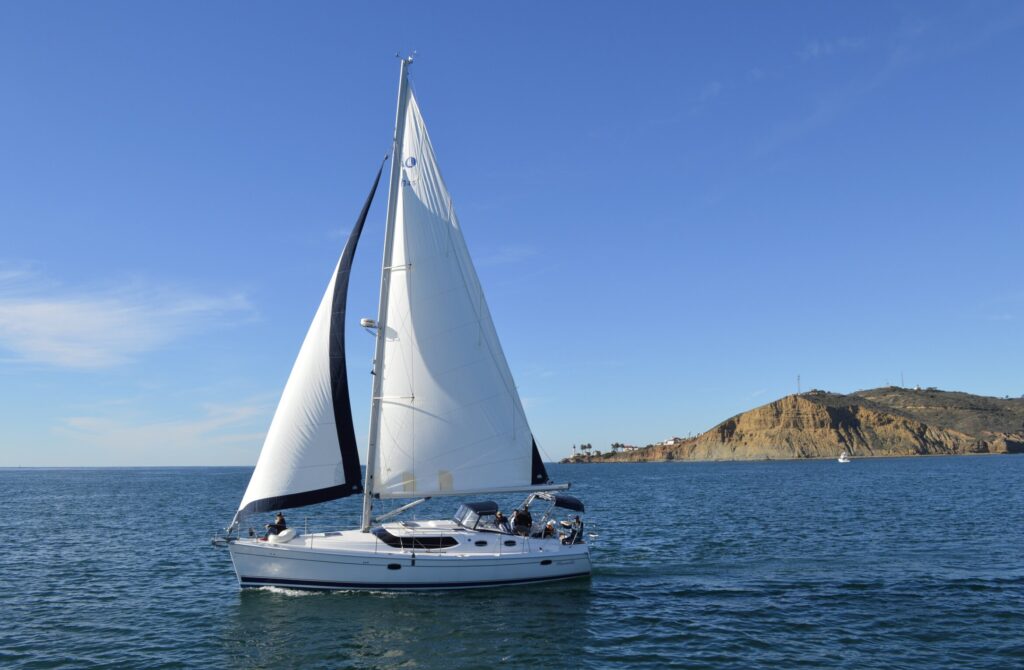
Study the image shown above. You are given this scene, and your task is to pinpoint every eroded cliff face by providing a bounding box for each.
[575,389,1024,462]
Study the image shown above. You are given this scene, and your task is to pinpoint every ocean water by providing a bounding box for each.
[2,457,1022,669]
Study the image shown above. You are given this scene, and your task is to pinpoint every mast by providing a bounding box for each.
[361,55,414,531]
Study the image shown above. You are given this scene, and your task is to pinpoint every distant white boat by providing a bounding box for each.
[838,450,851,463]
[220,56,591,591]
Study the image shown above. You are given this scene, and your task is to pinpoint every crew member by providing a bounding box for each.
[266,512,287,536]
[512,505,532,536]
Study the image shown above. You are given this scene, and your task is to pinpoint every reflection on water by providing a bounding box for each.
[223,579,595,669]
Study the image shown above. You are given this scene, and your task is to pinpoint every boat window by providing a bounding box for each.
[454,502,499,529]
[372,527,458,550]
[475,514,504,532]
[453,505,480,529]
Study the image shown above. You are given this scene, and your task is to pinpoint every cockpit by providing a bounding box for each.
[453,495,586,544]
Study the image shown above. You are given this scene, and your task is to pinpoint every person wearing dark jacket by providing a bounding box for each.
[562,515,584,544]
[511,505,532,536]
[265,512,287,536]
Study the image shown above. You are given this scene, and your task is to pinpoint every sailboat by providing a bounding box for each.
[222,57,591,590]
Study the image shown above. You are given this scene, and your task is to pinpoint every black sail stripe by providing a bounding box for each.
[237,484,359,518]
[329,159,387,496]
[531,437,550,484]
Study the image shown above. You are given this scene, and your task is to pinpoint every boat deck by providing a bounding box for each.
[233,520,582,559]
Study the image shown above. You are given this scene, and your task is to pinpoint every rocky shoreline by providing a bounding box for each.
[563,387,1024,464]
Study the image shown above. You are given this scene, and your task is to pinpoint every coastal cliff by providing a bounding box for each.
[567,387,1024,463]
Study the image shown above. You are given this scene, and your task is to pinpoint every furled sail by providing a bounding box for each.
[235,164,384,523]
[372,91,549,499]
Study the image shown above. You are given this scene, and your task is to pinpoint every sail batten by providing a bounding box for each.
[235,163,384,522]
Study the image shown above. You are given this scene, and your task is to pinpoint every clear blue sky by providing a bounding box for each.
[1,2,1022,466]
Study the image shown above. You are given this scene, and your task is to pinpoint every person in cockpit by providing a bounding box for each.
[511,505,532,536]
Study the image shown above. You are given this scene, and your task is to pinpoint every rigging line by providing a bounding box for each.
[534,436,556,465]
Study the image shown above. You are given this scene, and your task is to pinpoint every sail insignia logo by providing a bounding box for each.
[402,156,418,186]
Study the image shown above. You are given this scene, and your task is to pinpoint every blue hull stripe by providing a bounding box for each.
[239,571,591,591]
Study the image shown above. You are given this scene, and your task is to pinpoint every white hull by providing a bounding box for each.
[228,521,591,591]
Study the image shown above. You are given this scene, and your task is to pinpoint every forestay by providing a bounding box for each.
[373,91,548,499]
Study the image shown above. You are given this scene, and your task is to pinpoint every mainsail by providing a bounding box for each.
[234,164,384,522]
[371,91,549,499]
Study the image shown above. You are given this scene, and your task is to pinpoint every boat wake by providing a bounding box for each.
[254,586,318,597]
[251,585,412,599]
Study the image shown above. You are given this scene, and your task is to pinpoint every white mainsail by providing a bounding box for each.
[372,91,541,499]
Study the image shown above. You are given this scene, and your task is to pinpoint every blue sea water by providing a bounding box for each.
[2,457,1023,669]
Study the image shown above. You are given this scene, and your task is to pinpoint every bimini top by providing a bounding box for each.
[461,501,499,515]
[536,492,584,513]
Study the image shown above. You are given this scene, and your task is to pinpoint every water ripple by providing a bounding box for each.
[2,457,1023,668]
